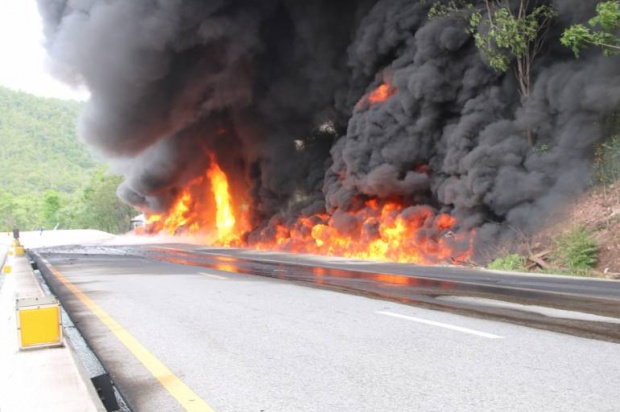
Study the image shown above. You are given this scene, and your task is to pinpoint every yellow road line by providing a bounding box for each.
[41,257,215,412]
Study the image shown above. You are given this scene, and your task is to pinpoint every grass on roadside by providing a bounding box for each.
[487,253,528,272]
[552,228,598,272]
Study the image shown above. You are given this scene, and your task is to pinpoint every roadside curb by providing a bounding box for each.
[0,249,107,412]
[29,251,128,412]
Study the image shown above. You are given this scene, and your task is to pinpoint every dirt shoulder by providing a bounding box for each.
[532,184,620,278]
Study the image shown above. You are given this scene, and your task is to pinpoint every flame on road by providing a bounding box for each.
[141,153,473,264]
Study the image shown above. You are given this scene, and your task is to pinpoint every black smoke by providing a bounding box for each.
[38,0,620,260]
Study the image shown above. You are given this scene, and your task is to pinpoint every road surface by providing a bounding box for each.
[34,245,620,412]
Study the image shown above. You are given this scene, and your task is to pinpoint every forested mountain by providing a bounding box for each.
[0,86,136,233]
[0,86,97,195]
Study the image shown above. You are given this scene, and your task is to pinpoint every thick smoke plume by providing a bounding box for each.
[38,0,620,260]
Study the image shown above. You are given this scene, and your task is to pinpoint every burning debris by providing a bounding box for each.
[37,0,620,264]
[251,200,473,264]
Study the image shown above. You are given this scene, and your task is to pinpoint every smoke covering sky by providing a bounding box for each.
[36,0,620,260]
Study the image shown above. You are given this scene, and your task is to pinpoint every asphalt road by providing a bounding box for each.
[35,248,620,412]
[51,243,620,341]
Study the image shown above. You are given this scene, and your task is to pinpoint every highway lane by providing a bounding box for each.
[143,245,620,302]
[131,244,620,341]
[35,248,620,412]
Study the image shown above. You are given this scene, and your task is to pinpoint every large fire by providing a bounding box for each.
[252,200,472,264]
[141,154,473,264]
[145,154,249,246]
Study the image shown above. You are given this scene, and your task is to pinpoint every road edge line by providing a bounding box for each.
[37,255,216,412]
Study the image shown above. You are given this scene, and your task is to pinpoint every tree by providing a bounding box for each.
[75,169,138,234]
[561,1,620,57]
[562,2,620,197]
[430,1,556,145]
[0,192,43,231]
[43,190,62,226]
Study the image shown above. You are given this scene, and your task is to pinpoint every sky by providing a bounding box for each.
[0,0,89,101]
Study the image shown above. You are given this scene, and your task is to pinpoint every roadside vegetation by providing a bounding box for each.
[487,118,620,278]
[476,1,620,278]
[487,254,528,272]
[488,125,620,277]
[487,120,620,278]
[552,229,599,274]
[0,86,136,234]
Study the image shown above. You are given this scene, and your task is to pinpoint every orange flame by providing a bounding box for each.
[355,82,396,110]
[139,153,473,265]
[207,154,238,245]
[145,189,194,235]
[368,84,393,104]
[252,200,473,265]
[143,153,249,245]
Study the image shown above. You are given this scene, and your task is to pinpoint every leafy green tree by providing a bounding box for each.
[0,192,43,231]
[430,1,556,145]
[74,169,138,234]
[43,190,62,225]
[470,1,555,100]
[0,192,21,231]
[561,1,620,57]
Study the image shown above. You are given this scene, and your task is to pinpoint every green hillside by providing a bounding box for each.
[0,86,136,233]
[0,86,97,195]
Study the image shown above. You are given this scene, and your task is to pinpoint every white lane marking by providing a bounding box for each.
[198,272,228,280]
[376,311,504,339]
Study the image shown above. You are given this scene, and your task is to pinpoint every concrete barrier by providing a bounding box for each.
[0,253,106,412]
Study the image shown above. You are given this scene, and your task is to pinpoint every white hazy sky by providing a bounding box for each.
[0,0,88,101]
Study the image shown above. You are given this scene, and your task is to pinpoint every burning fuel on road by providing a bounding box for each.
[37,0,620,264]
